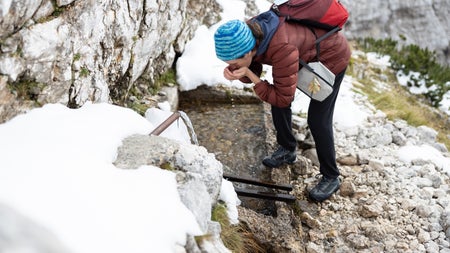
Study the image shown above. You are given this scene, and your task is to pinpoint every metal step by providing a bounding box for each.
[223,173,293,191]
[234,188,296,203]
[223,173,296,202]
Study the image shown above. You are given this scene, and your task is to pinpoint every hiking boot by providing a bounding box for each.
[262,146,296,168]
[308,176,340,202]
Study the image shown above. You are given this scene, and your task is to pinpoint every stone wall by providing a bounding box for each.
[0,0,220,122]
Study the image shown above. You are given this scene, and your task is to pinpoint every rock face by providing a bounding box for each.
[0,0,220,122]
[341,0,450,66]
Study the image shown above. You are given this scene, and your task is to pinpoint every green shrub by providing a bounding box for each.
[10,80,44,101]
[357,38,450,108]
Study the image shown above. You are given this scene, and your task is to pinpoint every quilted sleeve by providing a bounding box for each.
[253,43,298,108]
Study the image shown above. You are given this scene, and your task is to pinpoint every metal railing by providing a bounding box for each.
[149,112,181,136]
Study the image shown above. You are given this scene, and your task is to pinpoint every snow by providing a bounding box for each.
[0,103,202,253]
[219,180,241,224]
[0,0,449,252]
[397,70,429,94]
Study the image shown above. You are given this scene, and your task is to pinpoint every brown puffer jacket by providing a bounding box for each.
[248,19,351,108]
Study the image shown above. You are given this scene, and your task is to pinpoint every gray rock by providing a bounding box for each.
[358,200,384,218]
[339,179,356,197]
[357,126,392,148]
[392,130,407,146]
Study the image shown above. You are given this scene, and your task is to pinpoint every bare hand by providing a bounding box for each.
[223,65,250,81]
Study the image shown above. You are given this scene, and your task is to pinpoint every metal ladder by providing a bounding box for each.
[223,173,295,203]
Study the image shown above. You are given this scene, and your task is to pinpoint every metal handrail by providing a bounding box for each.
[149,112,181,136]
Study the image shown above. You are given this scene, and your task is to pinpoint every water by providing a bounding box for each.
[178,111,199,145]
[179,90,276,215]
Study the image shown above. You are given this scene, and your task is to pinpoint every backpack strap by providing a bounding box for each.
[286,18,338,32]
[316,26,341,44]
[274,8,341,61]
[314,26,341,61]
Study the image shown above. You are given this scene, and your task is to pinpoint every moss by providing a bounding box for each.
[37,0,68,23]
[159,162,175,171]
[51,0,64,17]
[152,69,176,95]
[128,103,149,116]
[10,79,44,102]
[122,68,177,114]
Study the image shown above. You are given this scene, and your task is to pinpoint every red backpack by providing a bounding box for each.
[271,0,349,63]
[271,0,349,32]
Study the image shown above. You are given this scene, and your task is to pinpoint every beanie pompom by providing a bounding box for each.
[214,20,256,61]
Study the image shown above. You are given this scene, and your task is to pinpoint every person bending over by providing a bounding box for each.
[213,10,350,202]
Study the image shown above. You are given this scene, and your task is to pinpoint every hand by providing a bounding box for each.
[223,65,250,81]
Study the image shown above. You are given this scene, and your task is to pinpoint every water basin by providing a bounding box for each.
[179,86,277,215]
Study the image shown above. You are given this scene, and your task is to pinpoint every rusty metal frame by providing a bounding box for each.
[149,112,181,136]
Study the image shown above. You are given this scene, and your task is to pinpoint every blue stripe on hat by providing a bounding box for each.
[214,20,256,61]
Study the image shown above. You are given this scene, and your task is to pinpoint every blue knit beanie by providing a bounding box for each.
[214,20,256,61]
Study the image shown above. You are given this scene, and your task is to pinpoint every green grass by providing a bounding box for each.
[349,41,450,149]
[152,69,177,95]
[211,203,244,251]
[210,202,265,253]
[73,53,81,61]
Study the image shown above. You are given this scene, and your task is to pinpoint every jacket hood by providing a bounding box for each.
[250,10,280,56]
